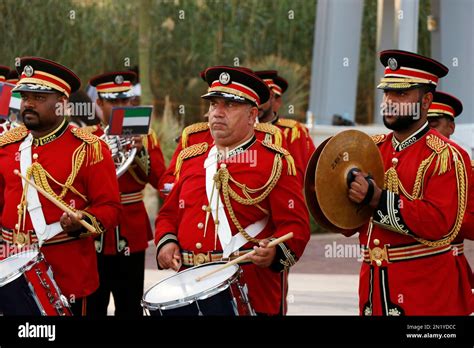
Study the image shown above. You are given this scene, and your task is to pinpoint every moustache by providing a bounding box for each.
[22,109,40,118]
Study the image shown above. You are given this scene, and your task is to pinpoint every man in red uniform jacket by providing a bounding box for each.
[87,71,166,316]
[347,50,472,315]
[0,57,121,315]
[157,67,288,199]
[427,91,474,312]
[255,70,315,184]
[155,66,310,315]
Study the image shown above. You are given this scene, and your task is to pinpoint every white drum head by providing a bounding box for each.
[0,249,39,286]
[144,262,239,309]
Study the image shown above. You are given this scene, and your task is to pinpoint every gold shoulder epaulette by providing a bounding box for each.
[276,118,298,129]
[143,128,160,150]
[0,125,28,147]
[371,134,387,145]
[174,142,209,180]
[277,118,300,144]
[181,122,209,148]
[71,127,100,144]
[82,125,99,134]
[71,127,103,165]
[426,134,448,154]
[426,134,451,175]
[262,141,296,176]
[254,123,282,147]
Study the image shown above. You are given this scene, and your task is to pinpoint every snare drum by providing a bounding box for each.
[142,261,255,316]
[0,249,72,316]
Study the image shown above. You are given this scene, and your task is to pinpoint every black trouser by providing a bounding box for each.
[87,251,145,316]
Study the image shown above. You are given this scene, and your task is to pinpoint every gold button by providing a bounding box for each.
[202,205,207,211]
[220,163,227,169]
[392,157,398,166]
[32,153,39,160]
[373,239,380,246]
[375,260,382,267]
[196,242,202,249]
[197,222,204,229]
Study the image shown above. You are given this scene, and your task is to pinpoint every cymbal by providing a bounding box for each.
[305,130,384,231]
[304,137,352,234]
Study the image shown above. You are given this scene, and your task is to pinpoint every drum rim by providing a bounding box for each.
[142,261,241,311]
[0,250,42,287]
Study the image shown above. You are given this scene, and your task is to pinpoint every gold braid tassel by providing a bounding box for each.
[285,153,296,176]
[274,129,282,147]
[71,128,103,166]
[254,123,282,147]
[86,141,103,166]
[142,134,149,151]
[262,141,296,176]
[433,146,451,175]
[143,129,159,150]
[291,125,301,144]
[384,167,399,194]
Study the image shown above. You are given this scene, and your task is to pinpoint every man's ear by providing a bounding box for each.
[249,106,258,125]
[422,92,434,111]
[96,98,103,108]
[57,94,69,116]
[448,120,456,137]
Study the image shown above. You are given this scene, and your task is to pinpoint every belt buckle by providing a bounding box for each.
[13,230,30,247]
[369,245,389,266]
[193,252,210,266]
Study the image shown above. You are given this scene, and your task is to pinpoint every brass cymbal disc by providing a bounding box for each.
[313,130,384,230]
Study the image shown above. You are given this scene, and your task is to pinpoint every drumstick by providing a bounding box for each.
[13,169,98,234]
[195,232,293,282]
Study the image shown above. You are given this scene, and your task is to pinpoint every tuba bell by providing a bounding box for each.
[100,125,137,178]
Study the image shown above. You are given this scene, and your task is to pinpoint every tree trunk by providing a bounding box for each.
[138,0,153,106]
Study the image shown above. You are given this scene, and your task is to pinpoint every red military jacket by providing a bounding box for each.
[457,160,474,241]
[454,160,474,291]
[272,117,315,184]
[0,121,121,298]
[356,124,472,315]
[158,122,289,199]
[155,136,310,315]
[89,125,166,255]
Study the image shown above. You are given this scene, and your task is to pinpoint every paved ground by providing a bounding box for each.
[107,233,474,315]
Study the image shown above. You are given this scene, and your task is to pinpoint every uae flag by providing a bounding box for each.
[108,106,152,135]
[8,91,21,122]
[0,82,15,119]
